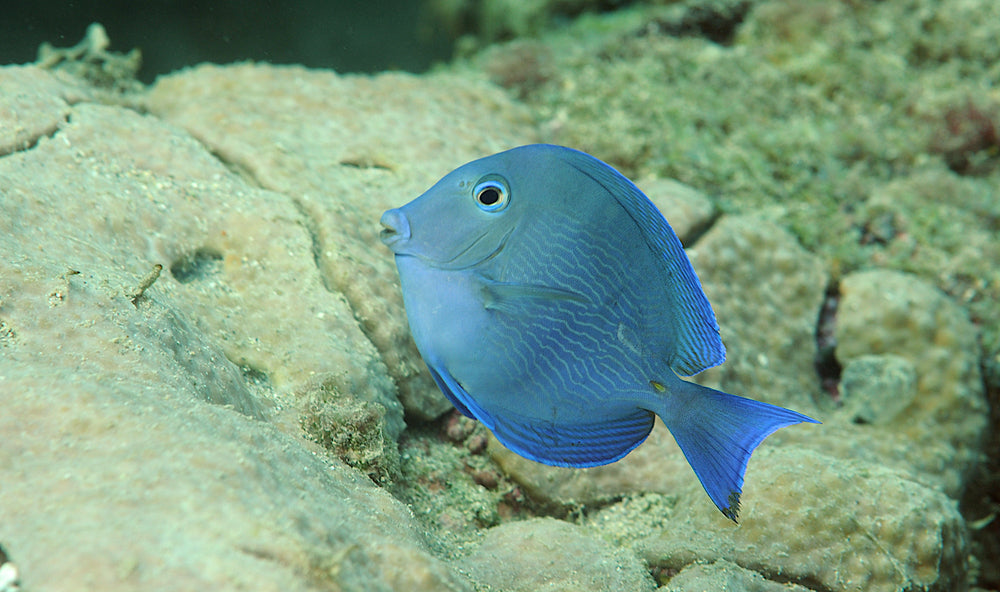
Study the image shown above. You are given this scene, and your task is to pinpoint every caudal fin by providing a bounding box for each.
[661,380,819,522]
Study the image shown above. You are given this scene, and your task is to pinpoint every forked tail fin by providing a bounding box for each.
[661,380,819,522]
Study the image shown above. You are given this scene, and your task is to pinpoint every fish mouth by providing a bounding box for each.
[379,207,512,269]
[379,208,411,250]
[380,210,512,271]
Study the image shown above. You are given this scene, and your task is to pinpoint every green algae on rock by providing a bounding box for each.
[300,374,402,485]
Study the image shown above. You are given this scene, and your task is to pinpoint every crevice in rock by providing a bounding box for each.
[680,206,723,248]
[754,569,831,592]
[0,114,66,158]
[205,147,261,186]
[338,157,393,171]
[650,556,831,591]
[125,302,270,420]
[177,141,337,299]
[288,198,336,294]
[169,247,224,284]
[959,346,1000,589]
[238,362,271,390]
[628,0,754,46]
[546,493,631,523]
[814,281,842,402]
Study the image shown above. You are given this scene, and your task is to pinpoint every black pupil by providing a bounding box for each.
[478,187,501,206]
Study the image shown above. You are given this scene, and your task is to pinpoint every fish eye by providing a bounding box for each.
[472,176,510,212]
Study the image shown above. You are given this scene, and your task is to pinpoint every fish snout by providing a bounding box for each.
[379,208,411,251]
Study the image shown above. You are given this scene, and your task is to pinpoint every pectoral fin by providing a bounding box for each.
[481,280,587,315]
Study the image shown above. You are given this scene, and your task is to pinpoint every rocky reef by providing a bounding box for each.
[1,1,998,590]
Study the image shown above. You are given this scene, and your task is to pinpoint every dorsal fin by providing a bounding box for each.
[551,145,725,375]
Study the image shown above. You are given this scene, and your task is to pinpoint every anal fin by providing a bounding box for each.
[426,364,487,425]
[491,409,655,468]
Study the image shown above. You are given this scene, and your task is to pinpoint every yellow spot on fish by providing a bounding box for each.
[649,380,666,393]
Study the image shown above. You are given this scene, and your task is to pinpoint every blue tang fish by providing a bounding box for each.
[380,144,818,521]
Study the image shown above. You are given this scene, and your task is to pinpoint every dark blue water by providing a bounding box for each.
[0,0,454,82]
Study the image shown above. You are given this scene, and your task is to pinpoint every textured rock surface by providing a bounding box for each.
[593,448,968,592]
[835,270,987,495]
[0,63,532,592]
[0,169,466,592]
[1,93,403,435]
[0,65,93,155]
[662,559,813,592]
[691,215,828,412]
[1,366,468,591]
[838,354,918,425]
[145,63,537,420]
[5,0,998,586]
[454,518,656,592]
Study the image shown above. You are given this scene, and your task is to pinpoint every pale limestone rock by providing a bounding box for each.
[838,354,918,425]
[663,559,813,592]
[595,448,968,592]
[835,270,987,495]
[690,215,828,413]
[455,518,656,592]
[145,63,537,420]
[1,63,541,592]
[0,66,92,156]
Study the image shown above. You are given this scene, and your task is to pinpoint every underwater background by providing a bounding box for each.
[1,0,998,590]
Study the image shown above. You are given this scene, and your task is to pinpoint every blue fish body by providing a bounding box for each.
[380,144,818,521]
